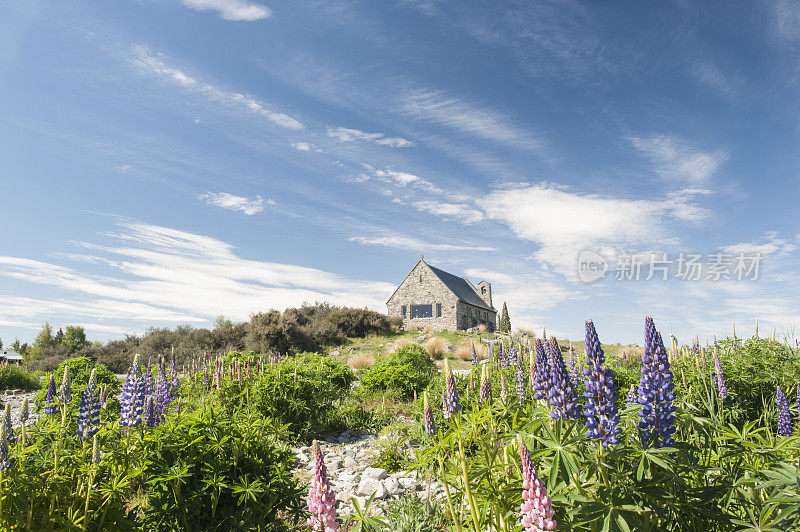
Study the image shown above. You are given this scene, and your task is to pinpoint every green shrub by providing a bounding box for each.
[218,352,356,441]
[0,365,41,391]
[34,356,121,412]
[358,345,438,401]
[381,494,449,531]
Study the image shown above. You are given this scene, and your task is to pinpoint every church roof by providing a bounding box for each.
[427,264,496,312]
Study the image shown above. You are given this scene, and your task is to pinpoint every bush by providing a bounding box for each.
[0,365,41,391]
[359,346,438,400]
[34,356,121,412]
[218,352,356,441]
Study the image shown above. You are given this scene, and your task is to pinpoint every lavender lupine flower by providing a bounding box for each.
[516,357,526,403]
[0,419,9,470]
[142,360,155,396]
[443,359,461,418]
[59,367,72,404]
[547,337,581,420]
[626,384,638,404]
[423,390,436,436]
[120,354,143,428]
[442,387,450,420]
[582,320,621,447]
[517,434,556,531]
[154,360,171,423]
[480,364,492,405]
[500,373,508,404]
[307,440,338,532]
[713,350,727,399]
[144,396,158,428]
[3,404,15,444]
[76,369,101,440]
[777,386,792,437]
[471,343,479,365]
[532,340,550,401]
[99,385,108,408]
[44,375,59,415]
[637,317,676,448]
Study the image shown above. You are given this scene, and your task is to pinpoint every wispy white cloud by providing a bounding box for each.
[773,0,800,41]
[356,166,442,193]
[402,89,542,151]
[349,233,495,251]
[629,134,727,184]
[198,192,271,215]
[327,126,413,147]
[130,45,303,130]
[0,220,396,329]
[412,200,484,225]
[722,232,798,257]
[293,142,312,151]
[179,0,271,21]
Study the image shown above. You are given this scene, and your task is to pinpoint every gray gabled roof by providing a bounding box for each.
[0,350,23,361]
[427,264,496,312]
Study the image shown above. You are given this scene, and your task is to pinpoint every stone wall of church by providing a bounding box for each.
[386,261,458,331]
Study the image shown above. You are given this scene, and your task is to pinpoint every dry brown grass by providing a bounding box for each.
[620,345,644,359]
[455,339,488,361]
[515,327,537,338]
[385,336,416,353]
[348,352,375,370]
[477,323,487,333]
[424,336,450,360]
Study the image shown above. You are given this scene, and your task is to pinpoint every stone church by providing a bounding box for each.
[387,257,497,332]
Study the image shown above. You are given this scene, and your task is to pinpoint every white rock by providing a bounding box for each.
[362,467,388,480]
[384,478,404,496]
[356,477,388,499]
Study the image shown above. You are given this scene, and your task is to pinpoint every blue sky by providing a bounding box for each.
[2,0,799,345]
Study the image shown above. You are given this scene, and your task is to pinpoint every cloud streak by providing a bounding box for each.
[179,0,271,21]
[629,134,727,184]
[198,192,271,215]
[327,126,413,147]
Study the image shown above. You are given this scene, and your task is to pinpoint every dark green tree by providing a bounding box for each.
[499,302,511,333]
[33,323,56,349]
[54,327,64,345]
[63,325,88,353]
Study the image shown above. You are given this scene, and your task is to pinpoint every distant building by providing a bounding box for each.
[387,257,497,331]
[0,350,23,365]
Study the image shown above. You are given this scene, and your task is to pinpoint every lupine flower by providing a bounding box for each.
[516,357,526,403]
[500,373,508,404]
[144,396,158,428]
[532,340,550,402]
[307,440,338,532]
[0,419,9,470]
[568,346,579,384]
[547,337,581,420]
[59,367,72,404]
[777,386,792,436]
[423,390,436,436]
[99,385,108,408]
[471,343,479,365]
[154,360,172,423]
[120,354,143,428]
[3,404,15,445]
[442,387,450,420]
[44,375,58,415]
[142,360,155,396]
[582,320,622,447]
[626,384,638,404]
[517,434,556,531]
[713,350,727,399]
[20,398,29,426]
[76,369,101,440]
[480,364,492,405]
[637,317,676,448]
[443,359,460,418]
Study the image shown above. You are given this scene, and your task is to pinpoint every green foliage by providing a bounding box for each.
[34,356,121,411]
[0,365,41,391]
[359,345,438,400]
[33,323,56,350]
[217,352,356,441]
[371,427,411,473]
[62,325,89,353]
[499,302,510,333]
[382,494,449,531]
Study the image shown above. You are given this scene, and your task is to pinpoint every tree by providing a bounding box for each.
[63,325,88,353]
[214,315,233,330]
[34,323,56,349]
[499,302,511,333]
[10,339,20,351]
[54,327,64,346]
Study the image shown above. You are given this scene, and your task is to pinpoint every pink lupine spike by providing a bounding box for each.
[518,434,556,531]
[307,440,338,531]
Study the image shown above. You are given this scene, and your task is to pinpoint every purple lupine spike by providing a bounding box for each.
[59,366,72,404]
[517,434,556,531]
[532,339,550,402]
[76,369,101,440]
[44,375,58,415]
[516,356,526,403]
[143,359,155,397]
[0,417,9,470]
[423,390,436,436]
[144,396,158,428]
[547,337,581,420]
[307,440,338,531]
[480,364,492,405]
[3,404,15,445]
[777,386,792,436]
[500,373,508,403]
[626,384,638,404]
[99,385,108,408]
[154,358,173,423]
[120,354,143,428]
[713,349,727,399]
[637,317,676,448]
[471,343,479,365]
[443,359,461,418]
[582,320,621,447]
